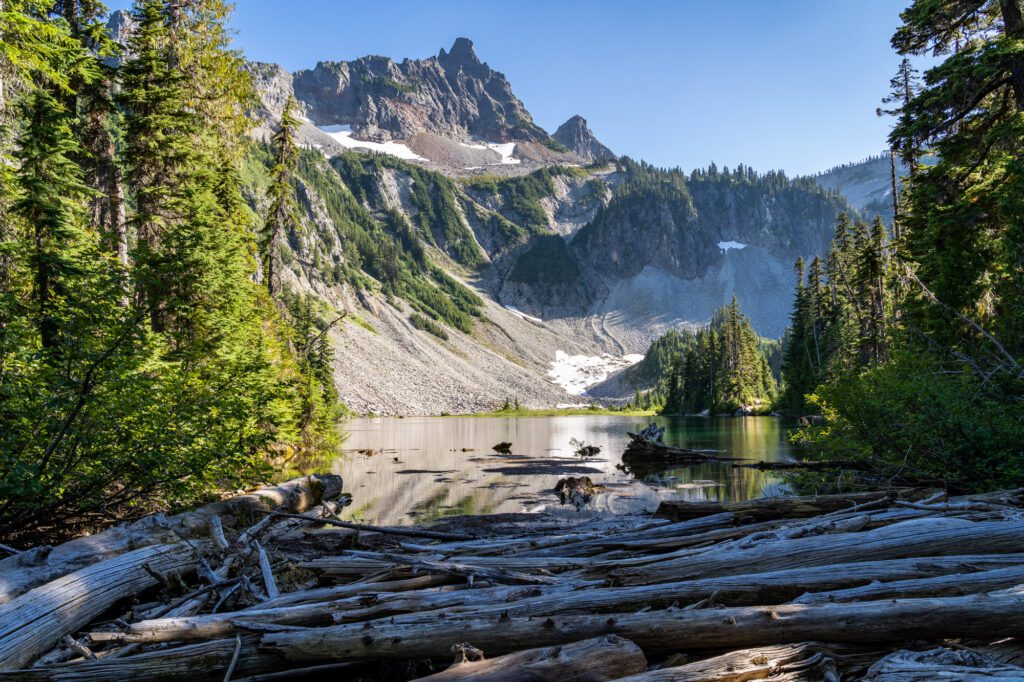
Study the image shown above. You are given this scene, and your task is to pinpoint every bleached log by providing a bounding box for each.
[1,637,289,681]
[261,591,1024,662]
[417,634,647,680]
[794,563,1024,604]
[0,542,204,669]
[608,517,1024,585]
[0,475,341,605]
[863,647,1024,680]
[613,642,863,681]
[253,574,455,610]
[308,551,563,585]
[654,489,924,523]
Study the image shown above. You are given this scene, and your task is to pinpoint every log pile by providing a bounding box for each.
[3,483,1024,680]
[622,423,737,469]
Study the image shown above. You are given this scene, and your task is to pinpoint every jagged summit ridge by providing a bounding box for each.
[292,38,549,144]
[553,115,614,162]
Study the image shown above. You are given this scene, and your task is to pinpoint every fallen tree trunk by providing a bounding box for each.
[733,460,873,472]
[0,542,205,669]
[608,517,1024,584]
[261,591,1024,662]
[613,642,866,681]
[654,489,922,523]
[863,647,1024,681]
[101,553,1024,644]
[417,634,647,681]
[0,475,341,605]
[794,563,1024,604]
[1,637,289,681]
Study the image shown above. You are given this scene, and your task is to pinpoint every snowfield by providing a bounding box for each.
[549,350,645,396]
[317,123,426,161]
[503,305,543,324]
[460,141,521,165]
[718,240,747,253]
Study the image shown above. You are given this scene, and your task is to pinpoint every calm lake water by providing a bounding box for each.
[290,415,797,526]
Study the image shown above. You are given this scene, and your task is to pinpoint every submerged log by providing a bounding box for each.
[261,591,1024,662]
[0,542,204,669]
[0,474,341,605]
[734,460,873,472]
[418,635,647,681]
[654,489,923,523]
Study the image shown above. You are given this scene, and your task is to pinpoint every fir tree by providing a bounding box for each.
[263,95,300,296]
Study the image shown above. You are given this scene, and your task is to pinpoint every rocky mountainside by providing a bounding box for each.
[293,38,547,144]
[553,115,615,162]
[104,12,870,411]
[809,152,913,222]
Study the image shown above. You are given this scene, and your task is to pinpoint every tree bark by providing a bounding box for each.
[614,642,866,681]
[0,542,203,669]
[1,637,290,681]
[0,474,341,604]
[417,635,647,681]
[654,490,921,523]
[1001,0,1024,109]
[864,647,1024,681]
[260,591,1024,662]
[794,563,1024,604]
[608,517,1024,585]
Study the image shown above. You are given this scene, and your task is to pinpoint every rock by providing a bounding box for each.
[493,442,513,454]
[554,476,603,509]
[292,38,548,144]
[552,115,614,163]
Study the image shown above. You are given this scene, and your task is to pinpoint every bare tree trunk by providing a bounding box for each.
[1001,0,1024,109]
[261,591,1024,662]
[419,635,647,681]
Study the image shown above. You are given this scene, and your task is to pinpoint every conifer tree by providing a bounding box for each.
[264,95,300,296]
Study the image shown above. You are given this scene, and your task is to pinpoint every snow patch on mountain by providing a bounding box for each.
[317,123,426,161]
[459,141,520,165]
[549,351,644,396]
[718,241,747,253]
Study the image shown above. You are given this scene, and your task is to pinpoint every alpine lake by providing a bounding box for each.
[280,415,800,525]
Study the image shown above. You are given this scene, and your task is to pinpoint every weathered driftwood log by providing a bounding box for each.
[653,489,923,523]
[794,563,1024,604]
[0,474,341,605]
[451,554,1024,616]
[261,591,1024,662]
[608,517,1024,584]
[0,542,204,669]
[259,510,468,541]
[253,574,454,610]
[417,634,647,681]
[863,647,1024,681]
[114,553,1024,644]
[2,637,290,681]
[613,642,866,681]
[311,550,564,585]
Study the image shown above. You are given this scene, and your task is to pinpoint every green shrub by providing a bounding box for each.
[410,313,449,340]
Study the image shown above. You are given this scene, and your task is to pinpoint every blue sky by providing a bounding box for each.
[107,0,920,176]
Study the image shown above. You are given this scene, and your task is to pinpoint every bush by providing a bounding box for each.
[409,313,449,340]
[794,351,1024,492]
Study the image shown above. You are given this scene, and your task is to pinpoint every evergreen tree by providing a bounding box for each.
[263,95,300,296]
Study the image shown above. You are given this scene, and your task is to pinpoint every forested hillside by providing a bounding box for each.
[782,0,1024,492]
[0,0,340,540]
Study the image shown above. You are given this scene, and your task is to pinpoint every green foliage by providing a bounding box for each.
[409,312,449,340]
[660,298,778,415]
[0,1,341,542]
[795,351,1024,490]
[462,167,564,233]
[788,0,1024,493]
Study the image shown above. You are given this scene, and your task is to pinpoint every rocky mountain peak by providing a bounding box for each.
[553,114,614,162]
[439,37,479,65]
